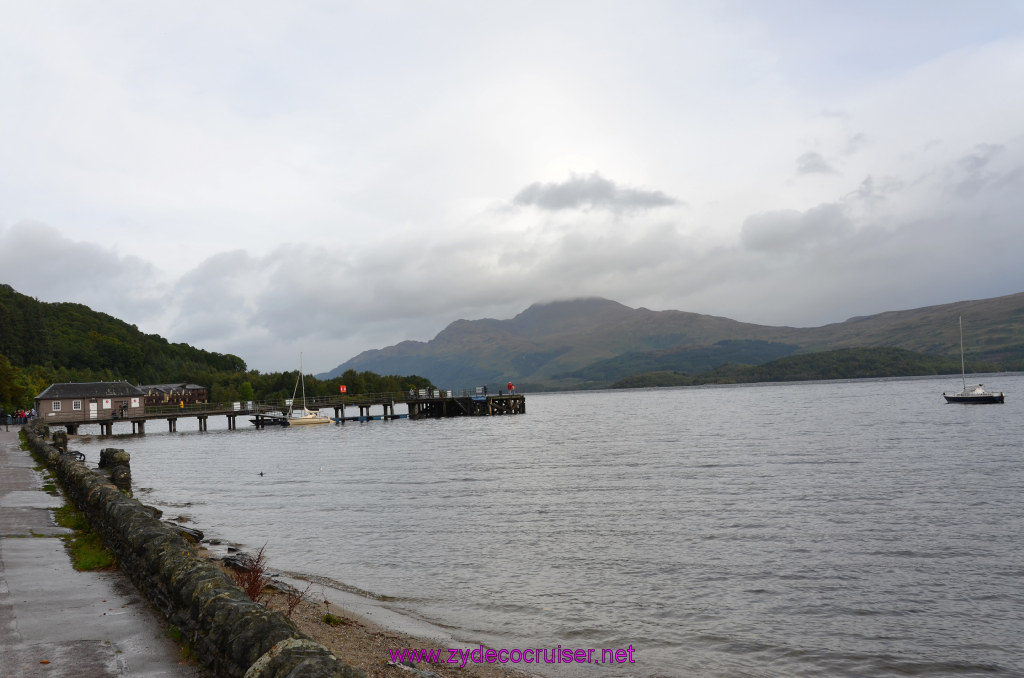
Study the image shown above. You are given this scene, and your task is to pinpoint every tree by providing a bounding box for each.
[0,353,19,411]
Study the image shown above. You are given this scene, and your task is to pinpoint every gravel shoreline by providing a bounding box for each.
[260,585,540,678]
[204,551,539,678]
[265,588,538,678]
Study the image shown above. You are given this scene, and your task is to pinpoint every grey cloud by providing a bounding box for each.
[741,203,852,253]
[847,175,904,208]
[993,166,1024,191]
[512,173,680,212]
[165,251,257,342]
[0,220,164,323]
[955,143,1007,196]
[844,133,867,155]
[958,143,1003,173]
[539,222,686,281]
[796,151,838,175]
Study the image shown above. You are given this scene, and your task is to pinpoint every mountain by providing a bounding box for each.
[320,292,1024,389]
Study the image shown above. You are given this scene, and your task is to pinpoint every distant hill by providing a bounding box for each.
[0,283,246,382]
[554,340,800,383]
[320,293,1024,389]
[611,347,972,388]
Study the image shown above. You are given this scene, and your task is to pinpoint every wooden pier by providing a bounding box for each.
[407,394,525,419]
[47,391,525,436]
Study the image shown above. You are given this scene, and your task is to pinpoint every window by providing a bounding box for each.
[52,401,62,412]
[73,400,82,411]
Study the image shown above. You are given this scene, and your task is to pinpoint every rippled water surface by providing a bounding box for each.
[72,375,1024,677]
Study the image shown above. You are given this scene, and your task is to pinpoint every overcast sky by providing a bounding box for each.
[3,1,1024,374]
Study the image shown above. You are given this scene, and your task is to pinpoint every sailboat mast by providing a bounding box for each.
[959,315,966,392]
[289,370,300,416]
[300,352,307,407]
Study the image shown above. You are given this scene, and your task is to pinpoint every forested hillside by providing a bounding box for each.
[555,340,799,383]
[611,347,975,388]
[0,284,245,378]
[0,285,431,411]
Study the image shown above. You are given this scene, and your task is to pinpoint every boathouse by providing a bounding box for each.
[35,381,146,425]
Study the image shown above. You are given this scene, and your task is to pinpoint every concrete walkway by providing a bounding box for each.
[0,426,210,677]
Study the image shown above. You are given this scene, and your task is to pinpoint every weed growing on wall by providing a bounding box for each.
[228,544,271,605]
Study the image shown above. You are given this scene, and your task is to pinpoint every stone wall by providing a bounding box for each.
[23,421,362,678]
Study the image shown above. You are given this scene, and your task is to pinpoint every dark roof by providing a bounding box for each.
[36,382,146,399]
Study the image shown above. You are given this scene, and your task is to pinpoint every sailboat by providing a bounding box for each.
[942,316,1005,404]
[287,354,333,425]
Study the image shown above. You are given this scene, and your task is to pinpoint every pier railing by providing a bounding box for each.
[142,387,490,417]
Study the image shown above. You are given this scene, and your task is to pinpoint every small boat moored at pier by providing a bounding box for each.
[287,408,332,425]
[284,353,332,425]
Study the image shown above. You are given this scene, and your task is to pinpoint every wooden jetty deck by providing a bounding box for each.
[407,393,525,419]
[49,390,525,435]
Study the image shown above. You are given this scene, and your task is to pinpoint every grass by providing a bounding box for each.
[165,625,198,663]
[52,504,117,571]
[21,436,112,569]
[322,612,353,627]
[22,433,115,571]
[35,466,61,496]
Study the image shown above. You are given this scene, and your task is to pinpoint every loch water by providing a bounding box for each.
[70,375,1024,677]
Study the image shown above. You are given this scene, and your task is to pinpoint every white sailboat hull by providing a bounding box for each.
[288,411,332,425]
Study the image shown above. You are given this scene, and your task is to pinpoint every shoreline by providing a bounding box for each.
[201,543,543,678]
[204,542,466,646]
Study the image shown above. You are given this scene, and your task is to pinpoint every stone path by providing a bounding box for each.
[0,427,210,677]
